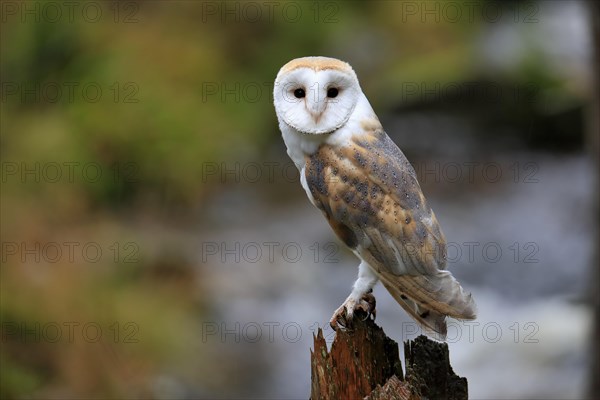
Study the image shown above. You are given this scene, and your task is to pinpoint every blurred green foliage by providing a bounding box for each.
[2,1,500,212]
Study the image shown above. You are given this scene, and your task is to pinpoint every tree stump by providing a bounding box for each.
[310,312,468,400]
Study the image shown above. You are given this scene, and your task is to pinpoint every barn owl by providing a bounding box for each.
[273,56,476,339]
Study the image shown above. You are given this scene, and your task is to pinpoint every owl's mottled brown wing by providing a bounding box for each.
[305,128,446,276]
[304,128,476,330]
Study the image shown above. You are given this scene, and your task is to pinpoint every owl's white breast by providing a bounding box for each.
[280,125,322,170]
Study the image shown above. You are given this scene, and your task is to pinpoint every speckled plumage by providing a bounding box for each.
[273,57,476,339]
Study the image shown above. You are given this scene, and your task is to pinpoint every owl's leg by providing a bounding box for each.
[330,261,378,330]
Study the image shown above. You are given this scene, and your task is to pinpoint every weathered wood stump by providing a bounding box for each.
[310,312,468,399]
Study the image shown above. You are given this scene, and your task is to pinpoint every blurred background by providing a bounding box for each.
[1,0,598,398]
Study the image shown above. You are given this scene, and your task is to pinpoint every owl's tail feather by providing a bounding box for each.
[378,270,477,340]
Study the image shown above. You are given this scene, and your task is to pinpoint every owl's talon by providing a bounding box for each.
[336,315,350,331]
[329,292,377,331]
[329,302,354,331]
[360,292,377,321]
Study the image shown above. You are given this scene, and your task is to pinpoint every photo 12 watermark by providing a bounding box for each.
[1,161,139,185]
[202,81,345,104]
[201,81,274,104]
[1,82,140,104]
[413,161,540,185]
[400,81,541,105]
[200,241,341,264]
[199,1,340,24]
[1,321,140,344]
[1,241,140,264]
[1,1,140,24]
[200,161,298,184]
[398,1,539,24]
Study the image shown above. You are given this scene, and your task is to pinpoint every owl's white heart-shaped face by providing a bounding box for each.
[274,57,360,135]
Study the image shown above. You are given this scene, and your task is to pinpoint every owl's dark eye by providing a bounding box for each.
[327,88,339,98]
[294,88,305,98]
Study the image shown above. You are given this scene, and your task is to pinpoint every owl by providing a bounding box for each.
[273,56,476,339]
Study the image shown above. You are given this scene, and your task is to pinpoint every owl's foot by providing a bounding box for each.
[329,290,376,331]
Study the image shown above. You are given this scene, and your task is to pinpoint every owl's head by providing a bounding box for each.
[273,56,361,135]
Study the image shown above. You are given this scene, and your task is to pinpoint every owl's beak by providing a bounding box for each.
[308,98,326,123]
[309,110,324,123]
